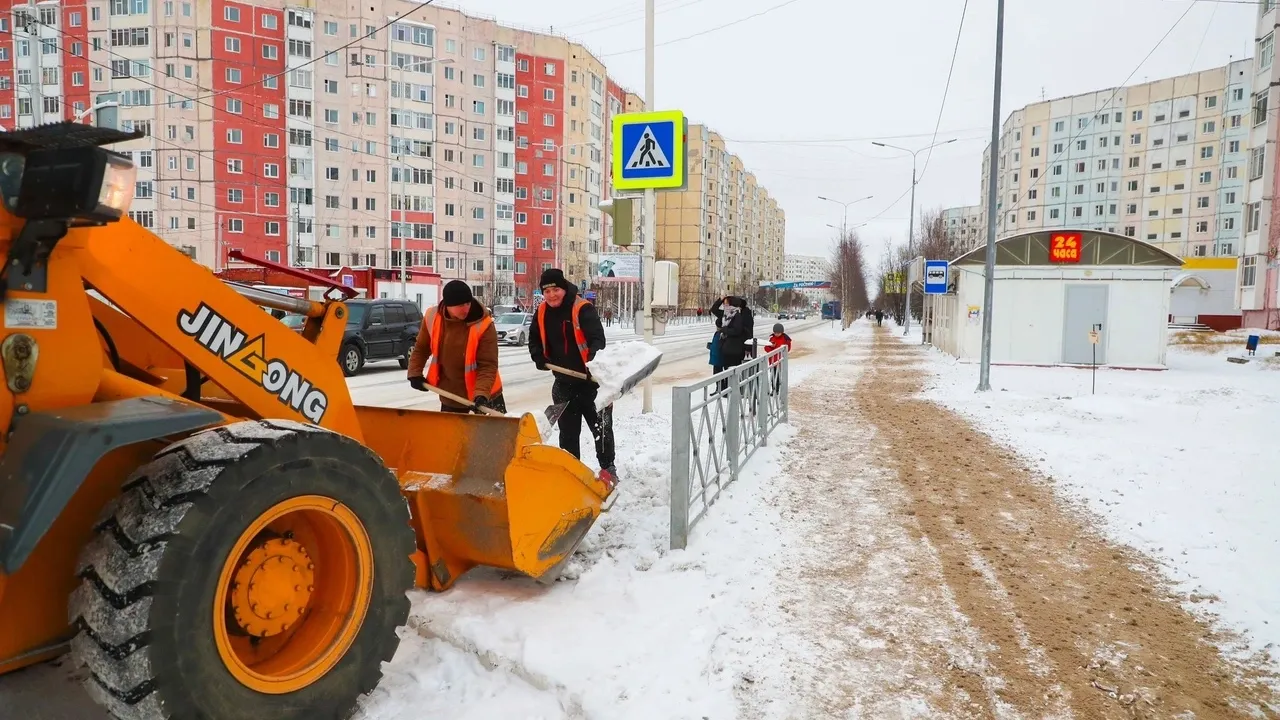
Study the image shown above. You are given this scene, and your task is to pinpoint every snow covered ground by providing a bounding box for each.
[894,322,1280,670]
[353,321,841,718]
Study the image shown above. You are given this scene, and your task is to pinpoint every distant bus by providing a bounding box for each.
[821,300,841,320]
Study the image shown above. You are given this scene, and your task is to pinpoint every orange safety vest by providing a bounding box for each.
[424,307,503,399]
[536,297,591,364]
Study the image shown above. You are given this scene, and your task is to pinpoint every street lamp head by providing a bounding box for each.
[871,142,886,148]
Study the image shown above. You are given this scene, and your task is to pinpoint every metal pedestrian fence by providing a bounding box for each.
[669,347,789,549]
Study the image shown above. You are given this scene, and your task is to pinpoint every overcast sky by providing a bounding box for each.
[451,0,1256,274]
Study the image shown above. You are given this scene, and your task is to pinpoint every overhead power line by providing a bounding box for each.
[918,0,970,183]
[600,0,808,57]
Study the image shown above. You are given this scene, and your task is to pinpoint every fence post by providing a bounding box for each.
[756,356,769,445]
[669,385,693,550]
[780,348,790,424]
[726,367,741,484]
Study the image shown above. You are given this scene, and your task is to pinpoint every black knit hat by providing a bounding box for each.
[773,323,784,334]
[442,280,472,306]
[539,267,569,291]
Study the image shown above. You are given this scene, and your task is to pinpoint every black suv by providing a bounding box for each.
[339,299,422,376]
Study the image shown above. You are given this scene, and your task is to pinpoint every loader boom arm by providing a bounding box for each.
[69,220,363,440]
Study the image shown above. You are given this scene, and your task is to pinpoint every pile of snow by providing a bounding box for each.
[391,392,798,719]
[912,339,1280,666]
[587,341,664,411]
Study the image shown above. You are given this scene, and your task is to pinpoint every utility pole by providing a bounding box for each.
[398,59,410,301]
[292,205,300,265]
[641,0,656,413]
[977,0,1005,392]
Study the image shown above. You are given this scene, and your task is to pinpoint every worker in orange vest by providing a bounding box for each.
[406,280,505,414]
[529,268,616,487]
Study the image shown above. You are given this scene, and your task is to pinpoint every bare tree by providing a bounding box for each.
[828,229,870,325]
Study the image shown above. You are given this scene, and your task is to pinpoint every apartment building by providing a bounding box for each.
[656,123,785,309]
[782,253,832,303]
[941,204,983,254]
[0,0,783,307]
[1243,0,1279,328]
[979,60,1252,263]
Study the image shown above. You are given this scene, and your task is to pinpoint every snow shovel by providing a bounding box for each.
[546,354,663,400]
[425,383,564,442]
[423,383,505,416]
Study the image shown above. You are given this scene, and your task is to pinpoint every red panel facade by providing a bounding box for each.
[211,0,286,263]
[604,78,626,249]
[0,9,14,130]
[514,53,563,290]
[61,0,91,119]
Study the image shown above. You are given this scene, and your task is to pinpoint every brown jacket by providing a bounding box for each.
[406,299,500,409]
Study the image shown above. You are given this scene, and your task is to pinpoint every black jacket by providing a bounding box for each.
[711,297,752,362]
[529,284,607,376]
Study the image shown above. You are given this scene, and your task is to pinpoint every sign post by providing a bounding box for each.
[611,106,687,413]
[1089,324,1101,394]
[922,260,948,345]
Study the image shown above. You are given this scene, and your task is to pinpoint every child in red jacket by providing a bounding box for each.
[765,323,792,394]
[765,323,792,360]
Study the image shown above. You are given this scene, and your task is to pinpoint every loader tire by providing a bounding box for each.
[68,419,416,720]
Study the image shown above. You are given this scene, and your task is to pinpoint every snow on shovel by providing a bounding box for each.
[543,341,664,416]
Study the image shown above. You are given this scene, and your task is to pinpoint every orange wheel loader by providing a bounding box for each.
[0,122,614,719]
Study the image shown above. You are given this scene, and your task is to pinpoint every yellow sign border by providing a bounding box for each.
[611,109,686,192]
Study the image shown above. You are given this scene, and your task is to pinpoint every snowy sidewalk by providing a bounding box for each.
[351,320,1279,719]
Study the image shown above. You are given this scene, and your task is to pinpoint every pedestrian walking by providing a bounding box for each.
[406,280,505,414]
[529,268,618,488]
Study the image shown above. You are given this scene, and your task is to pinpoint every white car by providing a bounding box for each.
[494,312,533,346]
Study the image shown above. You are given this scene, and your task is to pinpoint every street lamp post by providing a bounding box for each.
[817,195,873,326]
[871,138,957,335]
[357,57,453,302]
[75,100,119,124]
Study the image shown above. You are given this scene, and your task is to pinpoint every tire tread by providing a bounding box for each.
[67,420,414,720]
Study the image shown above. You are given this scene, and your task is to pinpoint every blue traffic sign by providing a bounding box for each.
[923,260,949,295]
[611,109,687,192]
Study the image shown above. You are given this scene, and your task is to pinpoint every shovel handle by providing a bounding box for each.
[545,363,594,382]
[423,383,505,416]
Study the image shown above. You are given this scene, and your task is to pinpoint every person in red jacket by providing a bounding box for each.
[764,322,792,394]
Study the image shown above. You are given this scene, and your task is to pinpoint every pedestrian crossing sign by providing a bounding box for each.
[611,109,687,191]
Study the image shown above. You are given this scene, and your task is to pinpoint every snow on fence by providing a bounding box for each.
[668,347,790,549]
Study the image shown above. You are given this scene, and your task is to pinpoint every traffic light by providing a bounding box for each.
[599,197,634,247]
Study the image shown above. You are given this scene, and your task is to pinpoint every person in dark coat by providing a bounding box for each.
[710,295,752,392]
[528,268,618,487]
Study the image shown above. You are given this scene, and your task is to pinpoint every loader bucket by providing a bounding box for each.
[354,406,612,590]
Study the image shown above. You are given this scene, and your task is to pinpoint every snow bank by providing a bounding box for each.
[399,393,797,720]
[354,628,567,719]
[586,341,663,411]
[913,342,1280,666]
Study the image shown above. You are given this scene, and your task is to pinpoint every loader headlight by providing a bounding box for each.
[12,146,136,224]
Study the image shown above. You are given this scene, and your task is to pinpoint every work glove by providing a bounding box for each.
[535,361,549,371]
[472,395,491,413]
[408,376,427,392]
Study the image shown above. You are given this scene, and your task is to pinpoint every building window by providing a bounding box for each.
[1242,256,1258,287]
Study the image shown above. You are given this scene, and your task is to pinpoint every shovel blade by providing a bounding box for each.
[611,354,663,399]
